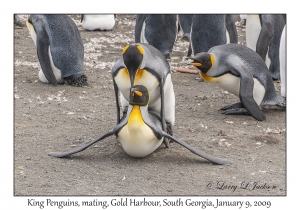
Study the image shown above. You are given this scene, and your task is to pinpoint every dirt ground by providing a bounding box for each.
[14,14,286,196]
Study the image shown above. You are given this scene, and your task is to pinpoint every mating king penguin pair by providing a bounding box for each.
[135,15,178,59]
[80,14,115,31]
[246,14,285,80]
[49,84,231,165]
[188,14,238,57]
[26,14,89,87]
[111,43,175,148]
[189,43,286,121]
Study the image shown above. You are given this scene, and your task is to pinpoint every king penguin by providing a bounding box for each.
[111,43,175,147]
[246,14,285,80]
[188,14,238,57]
[49,85,231,165]
[135,14,178,59]
[81,14,115,31]
[279,25,286,98]
[178,14,193,41]
[189,43,286,121]
[26,14,88,86]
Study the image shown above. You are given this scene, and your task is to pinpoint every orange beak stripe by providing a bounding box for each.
[190,62,202,67]
[134,91,143,97]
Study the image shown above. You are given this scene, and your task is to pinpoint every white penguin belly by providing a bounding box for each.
[279,25,286,97]
[118,106,163,157]
[246,15,261,51]
[38,47,62,83]
[82,15,115,31]
[214,74,265,105]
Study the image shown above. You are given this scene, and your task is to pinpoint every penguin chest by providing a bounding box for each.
[114,68,160,104]
[204,73,265,105]
[118,106,163,157]
[246,15,261,51]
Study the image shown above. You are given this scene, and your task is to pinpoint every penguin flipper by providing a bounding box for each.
[160,74,169,148]
[162,132,232,165]
[220,102,243,110]
[113,81,121,124]
[80,14,84,22]
[225,14,238,43]
[256,21,273,61]
[135,14,147,43]
[48,129,116,158]
[220,107,251,116]
[34,20,57,85]
[238,66,266,121]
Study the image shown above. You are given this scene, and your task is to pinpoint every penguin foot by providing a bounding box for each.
[163,53,171,59]
[220,108,251,116]
[65,75,90,87]
[182,35,190,42]
[220,102,243,111]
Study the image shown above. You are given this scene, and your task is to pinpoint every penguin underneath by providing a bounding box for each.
[189,43,286,121]
[112,43,175,147]
[188,14,238,57]
[135,14,178,59]
[246,14,285,80]
[279,25,286,98]
[26,14,88,87]
[81,14,115,31]
[49,85,231,165]
[178,14,193,41]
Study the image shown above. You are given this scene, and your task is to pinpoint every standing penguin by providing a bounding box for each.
[112,43,175,147]
[178,14,193,41]
[49,85,231,165]
[80,14,115,31]
[246,14,285,80]
[135,14,178,59]
[26,14,88,86]
[188,14,238,57]
[279,25,286,98]
[189,43,286,121]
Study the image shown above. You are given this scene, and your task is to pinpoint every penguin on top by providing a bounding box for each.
[81,14,115,31]
[189,43,286,121]
[111,43,175,147]
[135,14,178,59]
[26,14,89,87]
[187,14,238,57]
[245,14,285,80]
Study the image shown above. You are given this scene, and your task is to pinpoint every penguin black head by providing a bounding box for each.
[189,52,214,73]
[129,85,149,106]
[122,45,144,86]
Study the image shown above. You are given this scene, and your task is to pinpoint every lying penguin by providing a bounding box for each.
[112,43,175,147]
[189,43,286,121]
[26,14,89,87]
[49,85,231,165]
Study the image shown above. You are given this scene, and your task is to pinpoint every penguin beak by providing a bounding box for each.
[190,62,202,67]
